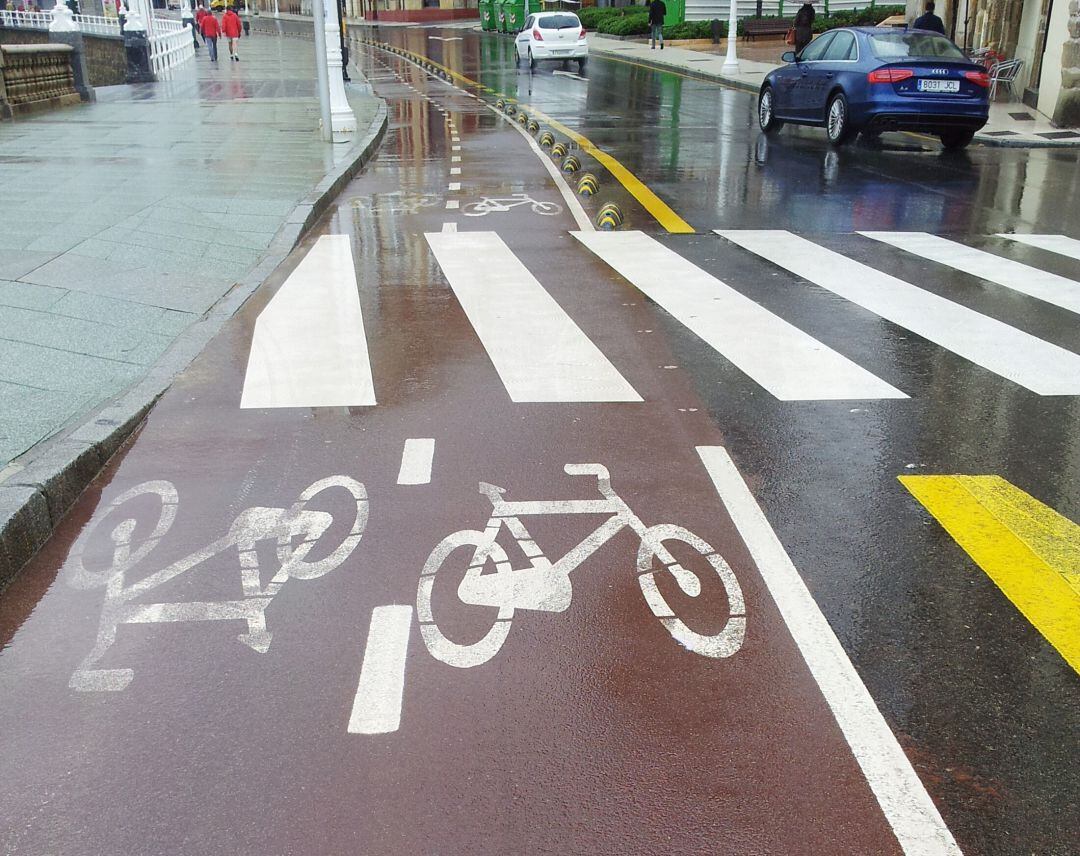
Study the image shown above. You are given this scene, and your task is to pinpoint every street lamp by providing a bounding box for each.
[722,0,738,73]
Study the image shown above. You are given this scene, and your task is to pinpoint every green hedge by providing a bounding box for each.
[578,3,904,39]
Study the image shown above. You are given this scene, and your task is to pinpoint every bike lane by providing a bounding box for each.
[0,51,952,855]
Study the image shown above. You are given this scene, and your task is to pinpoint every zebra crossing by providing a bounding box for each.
[239,231,1080,407]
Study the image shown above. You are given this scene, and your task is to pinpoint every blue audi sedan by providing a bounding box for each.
[757,27,990,149]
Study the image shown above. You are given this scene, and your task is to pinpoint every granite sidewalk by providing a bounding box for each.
[0,31,384,473]
[0,29,387,587]
[589,34,1080,147]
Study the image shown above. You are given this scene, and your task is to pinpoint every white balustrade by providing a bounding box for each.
[1,6,195,74]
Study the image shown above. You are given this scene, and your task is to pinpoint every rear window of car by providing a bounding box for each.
[538,14,581,29]
[869,32,965,59]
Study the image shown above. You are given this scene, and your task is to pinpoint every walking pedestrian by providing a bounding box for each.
[241,2,250,36]
[200,7,220,62]
[793,0,815,55]
[913,0,946,34]
[222,5,242,61]
[648,0,666,50]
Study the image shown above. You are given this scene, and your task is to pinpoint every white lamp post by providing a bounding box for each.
[311,0,355,142]
[722,0,739,73]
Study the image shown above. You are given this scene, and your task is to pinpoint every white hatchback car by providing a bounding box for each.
[515,11,588,71]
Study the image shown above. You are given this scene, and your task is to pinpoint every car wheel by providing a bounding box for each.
[529,49,537,70]
[939,129,975,150]
[826,92,855,146]
[758,86,784,134]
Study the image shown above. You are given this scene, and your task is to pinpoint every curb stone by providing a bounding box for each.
[590,45,1080,148]
[0,99,389,595]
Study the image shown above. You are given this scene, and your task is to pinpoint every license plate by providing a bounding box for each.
[917,79,960,93]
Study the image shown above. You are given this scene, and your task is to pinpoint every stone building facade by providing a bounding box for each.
[905,0,1080,125]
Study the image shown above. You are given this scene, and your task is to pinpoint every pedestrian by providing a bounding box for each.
[194,1,207,41]
[222,5,242,61]
[648,0,666,50]
[913,0,946,35]
[241,2,250,36]
[200,6,220,62]
[793,0,815,55]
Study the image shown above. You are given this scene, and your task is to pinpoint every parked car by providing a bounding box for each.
[757,27,990,149]
[515,11,588,72]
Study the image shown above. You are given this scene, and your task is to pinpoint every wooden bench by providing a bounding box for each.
[741,18,792,41]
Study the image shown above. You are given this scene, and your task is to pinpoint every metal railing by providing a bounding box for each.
[73,13,122,35]
[0,9,53,28]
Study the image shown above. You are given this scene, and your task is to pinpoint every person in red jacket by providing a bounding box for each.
[199,8,220,62]
[222,6,242,62]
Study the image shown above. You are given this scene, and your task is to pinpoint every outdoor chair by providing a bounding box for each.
[989,58,1024,101]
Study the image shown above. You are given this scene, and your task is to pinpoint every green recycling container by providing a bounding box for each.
[496,0,510,33]
[505,0,526,33]
[664,0,685,26]
[479,0,496,31]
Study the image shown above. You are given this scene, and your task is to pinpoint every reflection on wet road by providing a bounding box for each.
[0,21,1077,856]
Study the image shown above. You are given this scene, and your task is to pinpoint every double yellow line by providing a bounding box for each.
[363,38,695,234]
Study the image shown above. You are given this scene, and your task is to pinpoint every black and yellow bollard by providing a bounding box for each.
[527,119,540,134]
[551,141,568,158]
[517,112,528,125]
[561,154,581,173]
[538,131,555,148]
[596,203,624,231]
[577,173,599,197]
[496,99,505,110]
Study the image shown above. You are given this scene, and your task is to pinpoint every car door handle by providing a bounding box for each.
[825,72,834,78]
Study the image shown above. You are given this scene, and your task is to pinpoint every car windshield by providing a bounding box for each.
[869,32,966,59]
[538,14,580,29]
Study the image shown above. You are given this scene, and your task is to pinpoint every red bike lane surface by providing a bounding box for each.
[0,248,906,856]
[0,76,924,854]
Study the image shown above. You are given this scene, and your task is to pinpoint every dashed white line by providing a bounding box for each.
[397,438,436,485]
[448,182,461,191]
[446,200,460,210]
[347,605,414,735]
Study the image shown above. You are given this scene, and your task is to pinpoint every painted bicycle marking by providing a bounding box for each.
[416,463,747,668]
[68,476,368,692]
[461,194,562,217]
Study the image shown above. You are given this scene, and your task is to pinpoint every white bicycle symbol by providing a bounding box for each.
[416,464,746,668]
[462,193,562,217]
[68,476,368,691]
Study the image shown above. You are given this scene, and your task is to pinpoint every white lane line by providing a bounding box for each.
[998,232,1080,263]
[860,231,1080,316]
[486,103,593,232]
[717,230,1080,395]
[448,181,461,191]
[575,232,905,401]
[397,438,435,484]
[446,200,460,210]
[348,605,413,735]
[452,145,461,151]
[425,231,641,402]
[452,136,460,142]
[441,221,457,233]
[695,446,961,856]
[241,235,376,408]
[451,155,461,162]
[451,167,462,175]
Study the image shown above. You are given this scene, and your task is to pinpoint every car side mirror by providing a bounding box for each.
[782,50,797,63]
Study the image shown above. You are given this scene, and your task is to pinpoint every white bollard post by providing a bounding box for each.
[722,0,739,73]
[48,0,78,31]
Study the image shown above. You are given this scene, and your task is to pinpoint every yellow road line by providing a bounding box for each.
[368,40,695,234]
[900,474,1080,674]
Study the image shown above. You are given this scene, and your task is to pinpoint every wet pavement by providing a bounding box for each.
[1,23,1078,856]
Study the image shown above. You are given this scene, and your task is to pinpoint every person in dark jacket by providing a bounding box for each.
[793,0,815,54]
[913,1,946,34]
[648,0,667,50]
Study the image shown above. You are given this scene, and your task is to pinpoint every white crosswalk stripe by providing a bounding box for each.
[425,231,642,403]
[574,231,907,401]
[241,235,376,409]
[860,231,1080,316]
[716,230,1080,396]
[997,232,1080,264]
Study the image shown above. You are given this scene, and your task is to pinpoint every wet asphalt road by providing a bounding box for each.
[1,23,1078,856]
